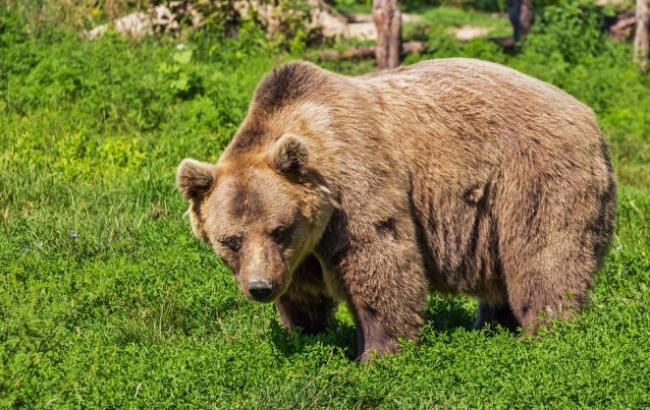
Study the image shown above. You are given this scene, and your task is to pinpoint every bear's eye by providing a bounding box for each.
[271,225,294,245]
[220,235,242,253]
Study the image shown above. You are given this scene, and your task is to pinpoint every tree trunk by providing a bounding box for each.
[634,0,650,69]
[373,0,402,69]
[507,0,533,42]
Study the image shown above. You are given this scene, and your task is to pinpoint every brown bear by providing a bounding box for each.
[176,58,616,360]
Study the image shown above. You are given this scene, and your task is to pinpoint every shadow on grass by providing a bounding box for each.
[423,296,476,332]
[269,296,478,360]
[269,318,358,360]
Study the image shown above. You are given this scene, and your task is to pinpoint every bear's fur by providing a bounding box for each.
[177,59,616,360]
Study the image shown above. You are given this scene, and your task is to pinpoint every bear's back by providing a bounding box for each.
[356,58,598,148]
[343,58,606,186]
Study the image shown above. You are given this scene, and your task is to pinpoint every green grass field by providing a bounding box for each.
[1,2,650,408]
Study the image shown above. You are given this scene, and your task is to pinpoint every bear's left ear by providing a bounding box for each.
[176,158,216,201]
[269,133,309,177]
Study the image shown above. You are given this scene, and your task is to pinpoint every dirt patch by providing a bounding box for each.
[450,25,492,41]
[345,13,422,40]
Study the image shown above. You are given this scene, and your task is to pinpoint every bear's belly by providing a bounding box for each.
[412,184,505,303]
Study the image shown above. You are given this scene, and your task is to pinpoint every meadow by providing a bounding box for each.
[1,1,649,408]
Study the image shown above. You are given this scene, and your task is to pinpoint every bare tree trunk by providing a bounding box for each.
[520,0,533,38]
[373,0,402,69]
[634,0,650,69]
[508,0,533,42]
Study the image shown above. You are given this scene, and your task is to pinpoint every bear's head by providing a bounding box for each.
[176,134,336,303]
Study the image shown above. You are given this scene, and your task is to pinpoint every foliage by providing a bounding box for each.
[1,1,650,408]
[407,6,512,39]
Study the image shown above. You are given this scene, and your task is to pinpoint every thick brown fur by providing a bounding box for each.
[177,59,616,360]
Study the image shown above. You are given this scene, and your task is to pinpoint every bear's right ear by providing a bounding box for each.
[269,133,308,177]
[176,159,216,201]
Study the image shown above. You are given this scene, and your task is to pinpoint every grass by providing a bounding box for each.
[331,3,512,41]
[1,2,650,408]
[416,6,511,38]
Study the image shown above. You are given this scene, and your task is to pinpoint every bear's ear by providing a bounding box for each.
[176,158,216,201]
[269,134,308,177]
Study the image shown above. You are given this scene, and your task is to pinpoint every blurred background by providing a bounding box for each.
[2,0,649,186]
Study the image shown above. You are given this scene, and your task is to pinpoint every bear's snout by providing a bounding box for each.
[247,278,275,302]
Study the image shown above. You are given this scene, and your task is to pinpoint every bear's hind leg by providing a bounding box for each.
[275,293,335,335]
[497,167,613,334]
[504,248,593,335]
[473,302,520,332]
[506,270,586,335]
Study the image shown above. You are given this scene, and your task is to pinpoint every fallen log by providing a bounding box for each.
[86,0,421,42]
[86,3,201,39]
[317,41,424,61]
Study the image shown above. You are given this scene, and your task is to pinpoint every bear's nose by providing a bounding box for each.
[248,279,274,302]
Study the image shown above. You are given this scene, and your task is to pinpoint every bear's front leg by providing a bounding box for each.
[336,233,429,361]
[346,283,425,361]
[351,304,400,360]
[275,254,335,335]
